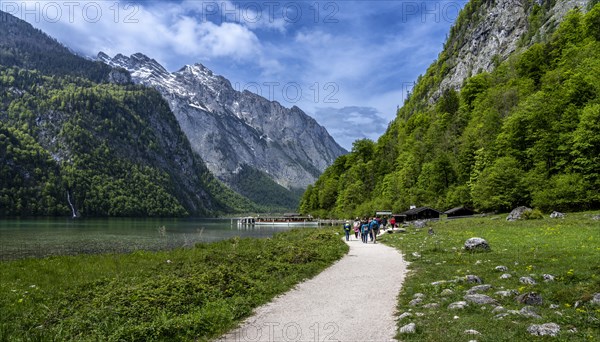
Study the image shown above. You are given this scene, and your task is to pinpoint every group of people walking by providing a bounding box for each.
[343,216,396,243]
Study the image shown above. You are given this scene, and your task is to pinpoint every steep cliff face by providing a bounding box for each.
[431,0,590,101]
[98,53,347,193]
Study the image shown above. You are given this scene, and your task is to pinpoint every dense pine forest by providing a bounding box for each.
[300,4,600,217]
[0,10,259,217]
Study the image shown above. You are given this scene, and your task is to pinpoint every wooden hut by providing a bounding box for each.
[400,207,441,221]
[444,206,475,218]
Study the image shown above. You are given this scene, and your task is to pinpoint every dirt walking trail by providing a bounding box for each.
[217,235,409,342]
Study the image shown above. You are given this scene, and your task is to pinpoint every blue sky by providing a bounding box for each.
[3,0,467,150]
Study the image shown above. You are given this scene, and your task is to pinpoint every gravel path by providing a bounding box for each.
[217,235,408,342]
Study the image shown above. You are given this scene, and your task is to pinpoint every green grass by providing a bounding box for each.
[380,211,600,341]
[0,227,348,341]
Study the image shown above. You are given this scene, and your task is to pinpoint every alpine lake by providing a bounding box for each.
[0,217,316,261]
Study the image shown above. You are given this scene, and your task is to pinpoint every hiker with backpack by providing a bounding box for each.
[361,219,370,243]
[343,220,352,241]
[369,217,380,243]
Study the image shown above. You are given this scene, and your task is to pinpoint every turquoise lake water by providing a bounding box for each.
[0,218,312,260]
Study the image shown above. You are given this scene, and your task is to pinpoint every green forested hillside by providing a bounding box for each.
[300,4,600,217]
[228,164,304,211]
[0,67,258,216]
[0,11,259,217]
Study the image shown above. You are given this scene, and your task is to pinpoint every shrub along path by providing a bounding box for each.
[218,236,408,342]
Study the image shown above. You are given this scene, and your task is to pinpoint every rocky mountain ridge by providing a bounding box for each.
[98,52,346,196]
[431,0,590,102]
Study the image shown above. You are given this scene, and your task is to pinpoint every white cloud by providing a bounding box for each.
[313,106,388,150]
[7,1,264,67]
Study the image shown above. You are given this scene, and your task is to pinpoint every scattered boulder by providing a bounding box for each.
[591,293,600,306]
[441,289,454,296]
[398,312,412,321]
[466,284,493,294]
[492,306,506,314]
[592,214,600,221]
[464,294,497,305]
[464,237,490,252]
[494,313,510,320]
[527,323,560,337]
[399,323,416,334]
[448,301,468,310]
[411,252,421,258]
[543,274,555,282]
[423,303,440,309]
[495,290,518,297]
[495,265,508,272]
[506,206,531,221]
[519,306,542,319]
[413,220,427,229]
[413,293,425,299]
[550,211,565,219]
[516,292,543,306]
[500,273,512,279]
[465,275,483,284]
[519,276,537,285]
[409,298,423,306]
[464,329,481,335]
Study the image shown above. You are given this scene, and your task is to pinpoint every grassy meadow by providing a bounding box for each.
[380,211,600,341]
[0,227,348,341]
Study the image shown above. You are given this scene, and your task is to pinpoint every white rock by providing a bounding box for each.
[495,290,517,297]
[465,275,483,284]
[464,294,497,305]
[466,284,492,294]
[398,312,412,321]
[519,276,537,285]
[400,323,416,334]
[527,323,560,337]
[519,306,542,319]
[591,293,600,306]
[543,274,555,282]
[448,301,468,310]
[409,298,423,306]
[464,237,490,251]
[495,265,508,272]
[492,306,506,313]
[500,273,512,279]
[464,329,481,335]
[441,289,454,296]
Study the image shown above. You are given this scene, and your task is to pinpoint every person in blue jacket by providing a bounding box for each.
[343,220,352,241]
[369,217,380,243]
[361,219,370,243]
